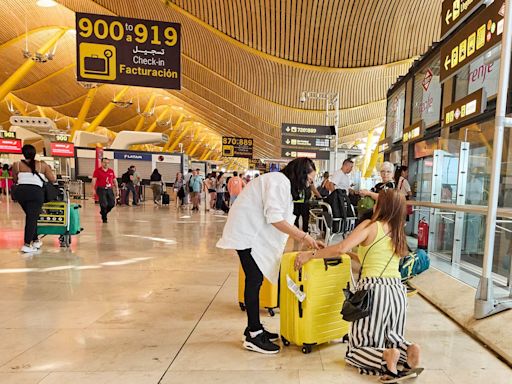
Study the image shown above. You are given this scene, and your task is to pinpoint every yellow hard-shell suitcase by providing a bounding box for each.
[238,265,278,316]
[280,252,351,353]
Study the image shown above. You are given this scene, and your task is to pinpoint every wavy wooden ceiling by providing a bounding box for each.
[0,0,442,158]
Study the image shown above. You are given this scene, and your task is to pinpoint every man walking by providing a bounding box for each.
[92,158,118,223]
[121,166,138,206]
[189,169,204,211]
[227,171,244,205]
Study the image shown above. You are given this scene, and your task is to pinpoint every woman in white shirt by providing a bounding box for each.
[12,144,56,253]
[395,166,412,198]
[217,158,322,354]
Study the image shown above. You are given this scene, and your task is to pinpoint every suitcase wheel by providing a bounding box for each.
[239,302,246,312]
[268,308,275,317]
[301,345,313,354]
[281,336,290,346]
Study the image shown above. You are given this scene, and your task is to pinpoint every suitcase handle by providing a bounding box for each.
[324,257,342,270]
[298,285,304,318]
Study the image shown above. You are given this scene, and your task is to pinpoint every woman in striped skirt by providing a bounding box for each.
[295,189,422,383]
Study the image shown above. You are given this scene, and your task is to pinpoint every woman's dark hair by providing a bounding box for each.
[21,144,37,174]
[394,165,408,184]
[281,157,316,200]
[2,164,8,171]
[217,171,224,181]
[152,168,160,175]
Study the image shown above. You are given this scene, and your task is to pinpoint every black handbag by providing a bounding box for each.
[341,231,394,322]
[26,163,58,203]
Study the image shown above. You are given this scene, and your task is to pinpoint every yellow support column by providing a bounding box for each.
[146,106,171,132]
[201,143,219,160]
[163,113,185,151]
[0,29,68,101]
[86,86,130,132]
[186,127,203,152]
[71,87,98,139]
[134,94,157,131]
[361,128,375,176]
[168,123,191,152]
[364,130,385,178]
[189,139,207,157]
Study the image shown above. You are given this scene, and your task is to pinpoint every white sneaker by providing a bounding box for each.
[32,240,42,249]
[21,245,37,253]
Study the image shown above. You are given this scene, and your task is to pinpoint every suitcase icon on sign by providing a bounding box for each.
[79,43,117,81]
[84,49,113,75]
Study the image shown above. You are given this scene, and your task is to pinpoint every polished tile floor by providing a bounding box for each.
[0,196,510,384]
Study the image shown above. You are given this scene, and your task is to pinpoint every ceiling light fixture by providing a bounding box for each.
[36,0,58,7]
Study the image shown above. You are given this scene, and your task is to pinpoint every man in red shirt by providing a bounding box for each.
[92,158,119,223]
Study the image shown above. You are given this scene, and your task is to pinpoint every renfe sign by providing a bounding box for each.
[0,139,22,153]
[50,142,75,157]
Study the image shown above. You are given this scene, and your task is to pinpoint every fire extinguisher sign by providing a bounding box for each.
[76,12,181,90]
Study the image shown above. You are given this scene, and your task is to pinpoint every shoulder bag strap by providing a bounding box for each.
[356,226,391,283]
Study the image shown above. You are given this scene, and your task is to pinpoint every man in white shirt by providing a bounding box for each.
[330,159,354,193]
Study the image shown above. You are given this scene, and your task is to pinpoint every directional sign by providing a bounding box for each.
[281,123,335,137]
[440,0,505,82]
[76,12,181,89]
[281,136,330,148]
[281,148,330,160]
[444,88,486,127]
[403,121,424,144]
[441,0,485,39]
[378,138,392,153]
[222,137,253,159]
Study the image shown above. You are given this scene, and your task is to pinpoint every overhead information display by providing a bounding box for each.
[76,12,181,89]
[222,137,253,159]
[281,136,331,148]
[440,0,505,82]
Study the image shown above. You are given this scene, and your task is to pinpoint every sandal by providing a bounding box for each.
[379,367,423,383]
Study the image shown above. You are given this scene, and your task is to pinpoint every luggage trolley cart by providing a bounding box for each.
[309,199,357,245]
[37,187,82,248]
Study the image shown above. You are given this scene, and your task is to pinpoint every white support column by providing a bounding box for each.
[475,0,512,319]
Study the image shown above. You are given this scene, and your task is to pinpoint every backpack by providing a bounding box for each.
[399,249,430,282]
[121,171,131,184]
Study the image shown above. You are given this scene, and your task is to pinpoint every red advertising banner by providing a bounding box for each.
[50,142,75,157]
[0,138,22,153]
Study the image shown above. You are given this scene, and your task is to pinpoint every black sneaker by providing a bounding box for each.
[244,327,279,342]
[102,218,108,223]
[243,331,280,354]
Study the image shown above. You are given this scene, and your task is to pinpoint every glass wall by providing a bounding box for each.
[411,58,442,128]
[454,44,501,101]
[386,86,406,143]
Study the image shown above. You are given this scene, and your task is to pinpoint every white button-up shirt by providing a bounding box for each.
[330,170,351,193]
[217,172,295,283]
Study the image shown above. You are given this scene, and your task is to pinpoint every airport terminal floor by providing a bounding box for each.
[0,196,511,384]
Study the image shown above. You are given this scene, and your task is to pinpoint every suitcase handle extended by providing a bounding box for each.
[324,257,342,270]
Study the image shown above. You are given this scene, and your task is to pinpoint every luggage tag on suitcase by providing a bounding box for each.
[286,275,306,302]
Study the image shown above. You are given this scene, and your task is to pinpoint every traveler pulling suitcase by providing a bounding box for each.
[280,252,351,354]
[238,265,278,316]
